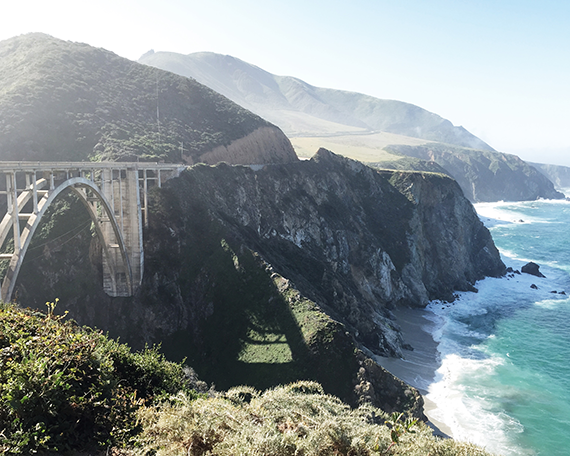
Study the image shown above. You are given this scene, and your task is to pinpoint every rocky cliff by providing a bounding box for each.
[529,162,570,192]
[387,144,564,202]
[157,149,504,357]
[14,150,504,415]
[196,125,296,165]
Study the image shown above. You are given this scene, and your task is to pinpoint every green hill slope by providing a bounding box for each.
[138,50,564,202]
[0,34,297,164]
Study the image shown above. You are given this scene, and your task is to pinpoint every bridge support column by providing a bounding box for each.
[100,169,143,296]
[124,167,143,291]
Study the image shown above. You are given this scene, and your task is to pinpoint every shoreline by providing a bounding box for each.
[375,306,452,438]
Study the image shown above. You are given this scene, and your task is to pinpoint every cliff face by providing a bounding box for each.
[195,125,297,165]
[160,149,503,356]
[529,162,570,192]
[387,144,564,202]
[13,150,504,415]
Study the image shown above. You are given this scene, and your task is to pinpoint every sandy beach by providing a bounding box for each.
[375,306,452,437]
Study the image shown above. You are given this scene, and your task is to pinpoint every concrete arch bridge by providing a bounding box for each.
[0,161,185,302]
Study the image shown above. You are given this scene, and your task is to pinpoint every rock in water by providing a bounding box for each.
[521,262,546,278]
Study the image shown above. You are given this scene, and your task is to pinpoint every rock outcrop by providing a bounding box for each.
[196,125,297,165]
[387,144,564,202]
[522,262,546,278]
[160,149,504,357]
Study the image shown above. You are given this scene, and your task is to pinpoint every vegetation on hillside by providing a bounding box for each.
[0,302,203,454]
[386,143,564,202]
[139,51,494,151]
[0,303,496,456]
[138,381,493,456]
[0,33,271,163]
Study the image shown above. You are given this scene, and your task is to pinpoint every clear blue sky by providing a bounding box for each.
[3,0,570,165]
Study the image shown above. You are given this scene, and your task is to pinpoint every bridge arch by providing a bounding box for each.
[0,161,185,303]
[1,177,132,302]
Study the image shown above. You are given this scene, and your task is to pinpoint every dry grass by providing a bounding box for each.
[290,132,431,162]
[135,381,495,456]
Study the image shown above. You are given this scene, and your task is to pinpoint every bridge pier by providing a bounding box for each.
[0,162,185,302]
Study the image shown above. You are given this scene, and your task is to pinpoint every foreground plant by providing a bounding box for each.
[0,302,202,454]
[136,381,494,456]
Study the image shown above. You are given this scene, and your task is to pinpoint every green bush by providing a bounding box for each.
[136,381,494,456]
[0,302,201,454]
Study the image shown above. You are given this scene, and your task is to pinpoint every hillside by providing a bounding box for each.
[0,34,297,165]
[138,51,492,150]
[387,144,565,202]
[529,161,570,191]
[0,307,492,456]
[138,50,564,203]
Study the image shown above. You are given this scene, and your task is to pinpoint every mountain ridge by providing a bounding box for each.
[139,50,565,202]
[0,34,297,165]
[139,50,493,150]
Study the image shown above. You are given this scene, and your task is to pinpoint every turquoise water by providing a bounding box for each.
[426,198,570,456]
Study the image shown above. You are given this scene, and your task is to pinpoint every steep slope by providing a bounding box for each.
[13,151,504,412]
[529,162,570,191]
[138,51,492,150]
[386,144,565,202]
[0,34,297,165]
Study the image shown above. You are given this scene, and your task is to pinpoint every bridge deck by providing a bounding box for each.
[0,161,185,171]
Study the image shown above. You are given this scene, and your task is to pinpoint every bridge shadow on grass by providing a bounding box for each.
[159,233,356,400]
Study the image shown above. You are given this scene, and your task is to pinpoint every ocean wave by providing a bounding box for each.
[426,353,533,456]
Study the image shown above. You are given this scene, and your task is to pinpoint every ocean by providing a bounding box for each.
[424,196,570,456]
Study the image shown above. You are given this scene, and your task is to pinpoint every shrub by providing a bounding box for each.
[0,302,201,454]
[136,381,494,456]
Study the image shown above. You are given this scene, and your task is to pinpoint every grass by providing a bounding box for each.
[0,302,495,456]
[135,381,495,456]
[290,131,431,162]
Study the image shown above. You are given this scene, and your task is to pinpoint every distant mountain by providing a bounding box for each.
[138,50,565,203]
[138,51,493,151]
[387,144,564,202]
[0,34,297,165]
[528,162,570,191]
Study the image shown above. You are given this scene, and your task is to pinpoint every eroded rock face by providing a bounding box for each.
[196,125,298,165]
[388,144,564,203]
[166,149,505,356]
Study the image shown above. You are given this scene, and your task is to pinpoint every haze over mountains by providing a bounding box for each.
[139,50,565,202]
[0,34,297,165]
[139,51,493,152]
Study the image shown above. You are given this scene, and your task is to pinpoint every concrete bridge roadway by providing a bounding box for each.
[0,161,185,302]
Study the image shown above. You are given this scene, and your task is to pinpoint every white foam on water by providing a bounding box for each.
[418,200,570,456]
[424,300,536,456]
[422,262,563,455]
[475,200,570,228]
[426,353,535,456]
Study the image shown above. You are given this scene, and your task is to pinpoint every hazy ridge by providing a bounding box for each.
[139,51,493,150]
